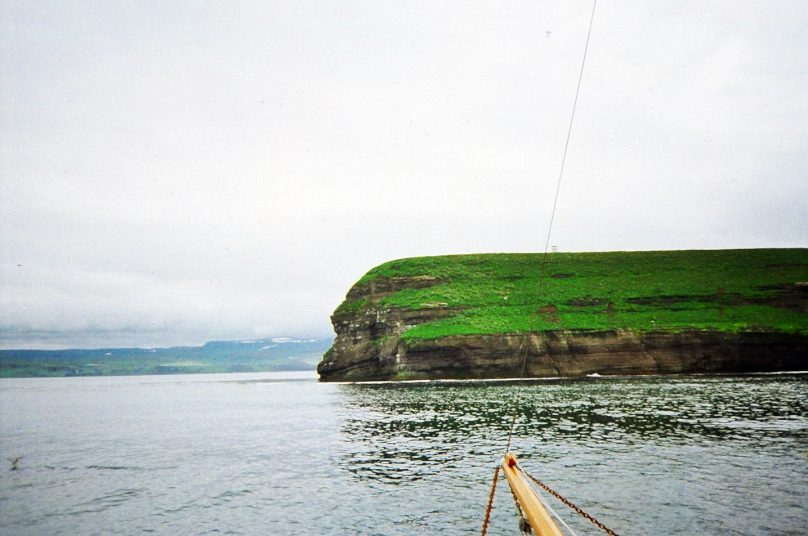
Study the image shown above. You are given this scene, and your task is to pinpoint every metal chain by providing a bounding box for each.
[480,466,501,536]
[518,466,619,536]
[508,483,533,535]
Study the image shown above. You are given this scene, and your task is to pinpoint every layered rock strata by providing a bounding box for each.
[317,274,808,382]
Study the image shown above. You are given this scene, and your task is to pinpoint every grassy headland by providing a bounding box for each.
[334,249,808,343]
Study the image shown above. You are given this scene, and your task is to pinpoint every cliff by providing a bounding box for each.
[317,249,808,381]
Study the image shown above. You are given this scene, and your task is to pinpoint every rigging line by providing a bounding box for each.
[520,465,619,535]
[504,0,597,453]
[535,490,579,536]
[480,466,501,536]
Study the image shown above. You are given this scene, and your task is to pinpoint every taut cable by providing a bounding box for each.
[504,0,598,454]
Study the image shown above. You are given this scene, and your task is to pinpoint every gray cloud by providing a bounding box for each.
[2,1,806,348]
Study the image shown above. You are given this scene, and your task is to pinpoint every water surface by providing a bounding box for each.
[1,372,806,534]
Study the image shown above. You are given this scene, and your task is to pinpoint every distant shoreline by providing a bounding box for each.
[0,337,332,378]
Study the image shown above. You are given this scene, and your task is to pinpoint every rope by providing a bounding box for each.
[519,466,619,536]
[480,466,501,536]
[536,490,579,536]
[487,3,601,533]
[504,0,598,454]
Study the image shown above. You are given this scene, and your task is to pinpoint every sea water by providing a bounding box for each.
[0,372,806,535]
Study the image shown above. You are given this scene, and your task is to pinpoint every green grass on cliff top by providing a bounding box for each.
[334,249,808,343]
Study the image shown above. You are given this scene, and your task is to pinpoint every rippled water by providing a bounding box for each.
[1,372,806,535]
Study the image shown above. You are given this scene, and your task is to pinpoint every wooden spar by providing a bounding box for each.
[501,453,564,536]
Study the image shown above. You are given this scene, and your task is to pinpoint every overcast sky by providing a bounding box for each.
[1,1,806,349]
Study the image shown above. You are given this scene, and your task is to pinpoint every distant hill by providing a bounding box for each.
[0,337,332,378]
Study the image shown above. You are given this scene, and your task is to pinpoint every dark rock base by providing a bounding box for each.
[317,330,808,381]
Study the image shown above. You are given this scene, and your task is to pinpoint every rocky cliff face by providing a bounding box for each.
[317,259,808,382]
